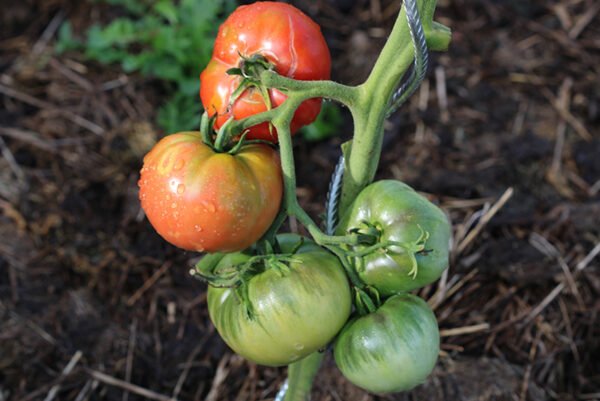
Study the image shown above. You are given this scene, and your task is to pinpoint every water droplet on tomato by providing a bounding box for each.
[171,202,177,209]
[177,183,185,194]
[290,354,299,362]
[294,343,304,351]
[206,202,216,213]
[173,159,184,171]
[194,225,203,232]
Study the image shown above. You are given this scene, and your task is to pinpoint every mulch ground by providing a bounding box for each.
[1,0,599,400]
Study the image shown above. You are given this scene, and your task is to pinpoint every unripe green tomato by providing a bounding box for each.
[336,180,450,295]
[334,294,440,394]
[207,234,352,367]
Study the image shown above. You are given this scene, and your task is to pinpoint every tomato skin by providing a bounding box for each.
[334,294,440,394]
[336,180,450,295]
[138,132,282,253]
[200,2,331,141]
[207,234,352,367]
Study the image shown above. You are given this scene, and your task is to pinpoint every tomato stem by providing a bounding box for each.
[338,0,451,214]
[325,244,365,290]
[260,71,359,107]
[199,112,214,147]
[273,113,373,248]
[283,352,325,401]
[213,116,236,152]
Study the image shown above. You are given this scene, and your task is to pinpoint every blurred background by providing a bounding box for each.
[0,0,598,400]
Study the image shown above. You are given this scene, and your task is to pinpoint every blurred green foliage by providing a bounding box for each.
[56,0,237,133]
[300,101,344,142]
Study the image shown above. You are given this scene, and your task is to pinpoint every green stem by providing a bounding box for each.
[325,245,364,290]
[260,72,359,107]
[273,109,365,247]
[284,352,325,401]
[338,0,450,213]
[213,116,235,152]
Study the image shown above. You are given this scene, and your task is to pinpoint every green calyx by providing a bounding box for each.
[202,112,273,154]
[226,53,277,138]
[193,237,308,319]
[343,222,431,280]
[226,53,275,108]
[354,286,382,316]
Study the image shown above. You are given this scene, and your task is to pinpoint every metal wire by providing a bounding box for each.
[324,156,345,235]
[387,0,429,117]
[275,379,289,401]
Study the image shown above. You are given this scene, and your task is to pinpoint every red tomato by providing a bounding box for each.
[200,1,331,141]
[138,132,283,253]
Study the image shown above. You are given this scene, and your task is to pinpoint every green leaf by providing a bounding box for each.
[89,0,150,16]
[55,22,82,53]
[153,0,178,24]
[177,78,201,96]
[157,92,203,134]
[66,0,236,132]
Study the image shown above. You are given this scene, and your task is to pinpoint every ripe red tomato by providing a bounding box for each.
[138,132,283,253]
[200,1,331,141]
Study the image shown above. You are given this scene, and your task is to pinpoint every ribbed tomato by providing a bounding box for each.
[200,2,331,141]
[334,294,440,394]
[336,180,450,295]
[138,131,282,253]
[207,234,352,366]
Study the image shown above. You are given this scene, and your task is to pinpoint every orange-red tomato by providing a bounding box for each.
[138,132,283,253]
[200,1,331,142]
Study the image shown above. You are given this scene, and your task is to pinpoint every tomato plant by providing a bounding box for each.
[138,131,283,253]
[199,1,331,141]
[138,0,453,398]
[334,293,440,394]
[336,180,450,295]
[206,234,352,366]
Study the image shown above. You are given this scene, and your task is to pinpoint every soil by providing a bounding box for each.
[1,0,599,400]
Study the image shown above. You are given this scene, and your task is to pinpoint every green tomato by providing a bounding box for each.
[336,180,450,295]
[334,293,440,394]
[207,234,352,367]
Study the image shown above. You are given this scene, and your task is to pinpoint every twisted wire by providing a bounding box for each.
[274,379,289,401]
[324,156,345,236]
[387,0,429,117]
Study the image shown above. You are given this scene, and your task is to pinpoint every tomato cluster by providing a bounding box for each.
[138,1,450,397]
[331,180,449,393]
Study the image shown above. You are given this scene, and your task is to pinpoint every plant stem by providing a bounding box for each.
[284,352,325,401]
[273,108,365,247]
[338,0,450,213]
[261,72,359,107]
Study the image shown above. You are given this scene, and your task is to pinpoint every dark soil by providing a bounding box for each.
[1,1,599,400]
